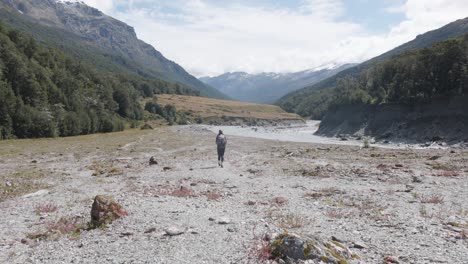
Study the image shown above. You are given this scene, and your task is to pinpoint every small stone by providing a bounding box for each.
[353,242,367,249]
[164,226,185,236]
[384,256,399,263]
[149,157,158,165]
[412,176,422,183]
[227,227,237,232]
[5,181,12,187]
[31,160,38,164]
[272,197,288,206]
[163,167,172,171]
[247,200,256,206]
[23,190,49,198]
[331,236,344,243]
[144,227,157,234]
[208,217,215,221]
[20,238,37,247]
[218,217,231,225]
[404,185,414,192]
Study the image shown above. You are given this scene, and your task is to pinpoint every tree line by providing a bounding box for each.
[0,21,199,139]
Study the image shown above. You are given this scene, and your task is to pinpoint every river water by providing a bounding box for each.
[207,121,367,147]
[206,121,444,149]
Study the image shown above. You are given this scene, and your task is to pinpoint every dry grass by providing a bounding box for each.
[204,190,222,201]
[429,162,455,171]
[276,213,306,229]
[35,203,58,215]
[434,170,459,177]
[0,129,151,159]
[271,197,289,207]
[304,187,345,199]
[0,168,49,201]
[324,208,353,219]
[156,94,301,121]
[246,227,277,264]
[88,162,123,177]
[155,186,196,198]
[419,194,445,204]
[27,216,85,241]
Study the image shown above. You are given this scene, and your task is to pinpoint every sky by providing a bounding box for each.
[79,0,468,77]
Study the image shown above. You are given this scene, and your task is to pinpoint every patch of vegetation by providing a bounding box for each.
[26,216,86,241]
[0,167,48,201]
[88,161,123,177]
[34,203,58,215]
[156,94,302,123]
[276,213,306,229]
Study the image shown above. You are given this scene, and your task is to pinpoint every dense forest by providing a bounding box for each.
[0,21,198,139]
[279,34,468,119]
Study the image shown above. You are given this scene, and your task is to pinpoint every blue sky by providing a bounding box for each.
[82,0,468,76]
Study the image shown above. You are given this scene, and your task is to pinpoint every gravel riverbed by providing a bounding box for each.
[0,125,467,263]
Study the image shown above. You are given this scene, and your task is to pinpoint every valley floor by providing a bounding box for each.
[0,126,467,263]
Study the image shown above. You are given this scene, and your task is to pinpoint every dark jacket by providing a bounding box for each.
[216,134,227,148]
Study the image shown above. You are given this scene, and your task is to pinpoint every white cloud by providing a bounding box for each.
[80,0,468,77]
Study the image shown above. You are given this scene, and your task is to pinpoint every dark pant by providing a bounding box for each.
[217,146,225,162]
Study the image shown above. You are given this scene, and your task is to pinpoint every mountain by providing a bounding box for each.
[278,17,468,117]
[200,64,355,104]
[0,0,227,99]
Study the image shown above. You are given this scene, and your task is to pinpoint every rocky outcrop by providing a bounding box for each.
[316,97,468,144]
[91,195,127,227]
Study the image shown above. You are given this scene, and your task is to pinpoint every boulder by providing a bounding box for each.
[91,195,127,227]
[270,233,358,263]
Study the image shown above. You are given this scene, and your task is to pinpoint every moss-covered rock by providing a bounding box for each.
[270,233,357,264]
[90,195,127,227]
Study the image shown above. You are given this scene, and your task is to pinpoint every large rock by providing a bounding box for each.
[270,233,358,263]
[91,195,127,227]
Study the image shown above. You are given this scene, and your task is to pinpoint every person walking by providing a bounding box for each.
[216,130,227,168]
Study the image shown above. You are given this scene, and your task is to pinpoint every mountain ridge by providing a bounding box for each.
[200,64,356,104]
[0,0,228,99]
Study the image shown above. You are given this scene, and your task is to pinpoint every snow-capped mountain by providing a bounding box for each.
[200,64,356,104]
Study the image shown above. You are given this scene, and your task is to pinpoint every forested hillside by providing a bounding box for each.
[279,34,468,119]
[278,17,468,118]
[0,22,198,139]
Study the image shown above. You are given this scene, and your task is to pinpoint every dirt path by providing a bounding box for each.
[0,126,467,263]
